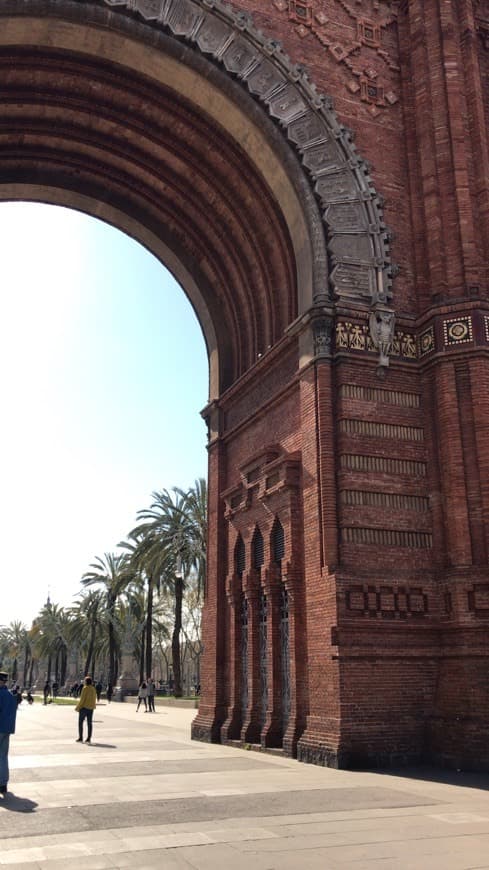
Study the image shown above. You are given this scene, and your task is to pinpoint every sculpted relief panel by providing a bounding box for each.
[271,0,400,116]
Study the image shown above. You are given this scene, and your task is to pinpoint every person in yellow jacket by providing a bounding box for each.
[75,676,97,744]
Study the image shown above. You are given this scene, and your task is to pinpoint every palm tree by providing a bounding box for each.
[4,621,29,684]
[122,515,176,684]
[178,477,207,599]
[82,552,132,688]
[31,602,68,685]
[131,482,207,697]
[69,590,106,677]
[0,627,10,672]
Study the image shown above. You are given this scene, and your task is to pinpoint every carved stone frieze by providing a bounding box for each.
[335,318,417,361]
[102,0,393,306]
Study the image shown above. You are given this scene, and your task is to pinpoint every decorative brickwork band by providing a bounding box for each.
[340,490,430,512]
[340,454,427,476]
[342,527,432,548]
[344,584,429,619]
[339,419,424,442]
[339,384,421,408]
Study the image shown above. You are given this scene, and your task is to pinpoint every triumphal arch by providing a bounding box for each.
[3,0,489,769]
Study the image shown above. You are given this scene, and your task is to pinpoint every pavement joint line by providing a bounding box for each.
[0,808,474,853]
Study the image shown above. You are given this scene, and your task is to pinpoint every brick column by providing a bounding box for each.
[296,339,342,765]
[282,564,307,758]
[220,574,243,742]
[261,566,284,748]
[192,403,227,743]
[240,571,262,744]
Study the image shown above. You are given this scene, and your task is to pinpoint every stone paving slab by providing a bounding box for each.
[1,701,489,868]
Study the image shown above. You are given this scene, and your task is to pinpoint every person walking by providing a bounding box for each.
[147,677,155,712]
[75,676,97,744]
[106,683,113,703]
[136,681,148,712]
[43,680,51,705]
[0,671,18,795]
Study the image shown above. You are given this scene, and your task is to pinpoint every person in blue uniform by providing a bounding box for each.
[0,671,18,795]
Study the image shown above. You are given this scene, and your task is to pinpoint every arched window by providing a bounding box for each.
[271,518,285,566]
[235,535,246,579]
[252,526,265,570]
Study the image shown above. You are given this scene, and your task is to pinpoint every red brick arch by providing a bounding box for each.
[3,0,488,771]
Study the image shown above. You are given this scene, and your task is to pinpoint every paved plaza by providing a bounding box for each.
[1,700,489,869]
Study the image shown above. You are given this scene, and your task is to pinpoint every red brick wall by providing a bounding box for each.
[168,0,489,769]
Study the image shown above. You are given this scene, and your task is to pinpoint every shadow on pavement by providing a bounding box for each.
[86,742,117,749]
[375,766,489,792]
[0,792,38,813]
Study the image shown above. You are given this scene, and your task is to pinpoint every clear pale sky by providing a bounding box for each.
[0,202,209,628]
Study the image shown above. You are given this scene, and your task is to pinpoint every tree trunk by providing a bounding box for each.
[61,647,67,686]
[139,629,145,684]
[145,575,154,680]
[23,647,30,687]
[84,625,96,676]
[172,576,184,697]
[108,618,115,687]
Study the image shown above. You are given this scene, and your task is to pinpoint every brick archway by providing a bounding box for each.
[7,0,482,770]
[0,0,401,767]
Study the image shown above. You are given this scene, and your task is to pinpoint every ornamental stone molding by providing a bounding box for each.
[101,0,393,308]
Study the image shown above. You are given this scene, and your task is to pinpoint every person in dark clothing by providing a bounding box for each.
[43,681,51,705]
[146,677,156,712]
[106,683,113,703]
[95,681,103,702]
[0,671,18,795]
